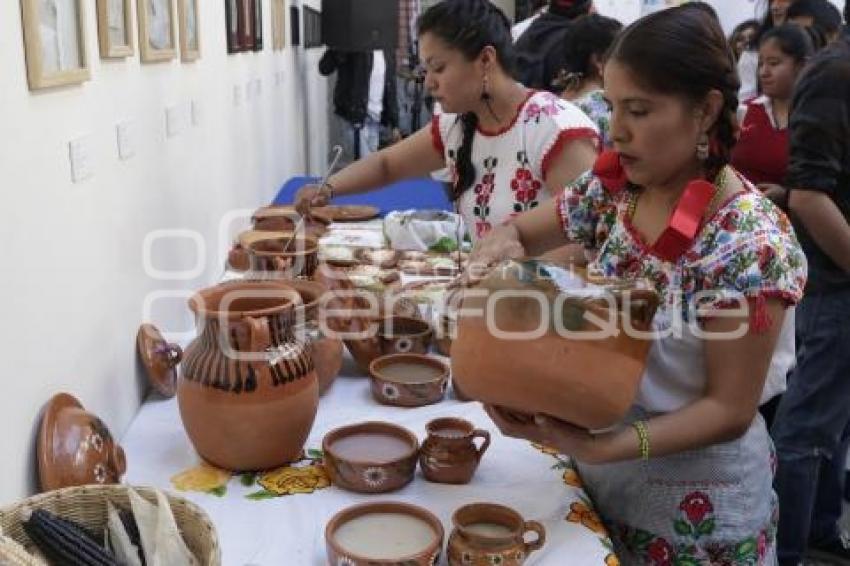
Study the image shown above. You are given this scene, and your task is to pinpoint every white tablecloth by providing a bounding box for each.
[121,353,618,565]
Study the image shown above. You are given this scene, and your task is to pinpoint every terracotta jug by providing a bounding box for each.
[247,235,320,278]
[178,281,319,471]
[447,503,546,566]
[420,418,490,484]
[451,261,659,430]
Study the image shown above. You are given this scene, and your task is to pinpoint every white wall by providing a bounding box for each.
[0,0,327,505]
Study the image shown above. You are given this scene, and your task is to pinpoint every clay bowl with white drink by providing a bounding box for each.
[326,501,444,565]
[322,422,419,493]
[369,353,450,407]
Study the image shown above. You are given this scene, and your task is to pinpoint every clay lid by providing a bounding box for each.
[137,323,182,397]
[38,393,127,492]
[252,205,332,224]
[326,501,444,564]
[313,204,380,222]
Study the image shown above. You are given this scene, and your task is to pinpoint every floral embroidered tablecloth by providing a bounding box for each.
[122,354,617,565]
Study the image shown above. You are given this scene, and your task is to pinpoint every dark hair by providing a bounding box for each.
[786,0,843,36]
[680,1,720,22]
[730,19,761,59]
[562,14,623,80]
[760,23,816,63]
[608,6,740,179]
[752,0,794,48]
[418,0,515,201]
[548,0,593,19]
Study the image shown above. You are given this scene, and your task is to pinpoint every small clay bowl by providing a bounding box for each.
[326,501,444,566]
[38,393,127,492]
[355,248,401,269]
[377,316,432,355]
[369,354,449,407]
[322,421,419,493]
[247,235,320,278]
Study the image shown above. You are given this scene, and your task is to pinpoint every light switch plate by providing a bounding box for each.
[166,105,183,138]
[116,121,135,160]
[68,136,94,183]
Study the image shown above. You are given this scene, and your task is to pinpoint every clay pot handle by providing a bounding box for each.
[244,316,271,353]
[472,429,491,461]
[522,520,546,554]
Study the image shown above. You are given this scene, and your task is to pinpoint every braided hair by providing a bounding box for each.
[418,0,515,202]
[607,6,741,180]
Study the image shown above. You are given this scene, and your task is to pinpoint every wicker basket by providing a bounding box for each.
[0,484,221,565]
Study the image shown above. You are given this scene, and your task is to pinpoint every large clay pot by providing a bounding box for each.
[451,260,659,430]
[284,278,344,395]
[247,235,320,278]
[178,281,319,471]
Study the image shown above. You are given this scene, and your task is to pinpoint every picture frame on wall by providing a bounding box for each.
[226,0,240,53]
[96,0,134,58]
[138,0,176,62]
[271,0,286,50]
[177,0,200,61]
[303,6,321,49]
[20,0,90,90]
[252,0,263,51]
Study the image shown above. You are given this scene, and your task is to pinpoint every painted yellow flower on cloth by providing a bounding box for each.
[566,501,607,535]
[562,468,583,488]
[171,462,232,493]
[531,442,559,456]
[258,464,331,496]
[605,553,620,566]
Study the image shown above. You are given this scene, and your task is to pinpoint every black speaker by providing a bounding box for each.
[321,0,399,51]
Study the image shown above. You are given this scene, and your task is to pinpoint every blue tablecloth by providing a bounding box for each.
[273,176,452,217]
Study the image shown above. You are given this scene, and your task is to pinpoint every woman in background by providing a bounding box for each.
[732,24,814,194]
[558,14,623,147]
[739,0,797,101]
[730,19,761,61]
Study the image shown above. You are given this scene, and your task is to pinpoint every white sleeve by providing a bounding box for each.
[737,50,759,102]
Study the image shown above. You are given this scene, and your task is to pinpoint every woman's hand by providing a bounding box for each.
[453,224,526,287]
[294,184,331,216]
[483,405,605,464]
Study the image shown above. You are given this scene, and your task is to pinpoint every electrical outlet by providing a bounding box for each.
[68,135,94,183]
[116,121,135,160]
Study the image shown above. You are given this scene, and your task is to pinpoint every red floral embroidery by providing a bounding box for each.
[472,157,498,238]
[511,151,542,214]
[680,491,714,525]
[524,103,542,123]
[646,538,674,566]
[475,221,492,238]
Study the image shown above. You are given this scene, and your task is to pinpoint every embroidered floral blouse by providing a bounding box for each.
[573,89,612,148]
[556,171,808,411]
[432,90,599,241]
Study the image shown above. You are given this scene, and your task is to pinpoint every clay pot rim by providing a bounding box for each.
[38,393,126,492]
[325,501,444,563]
[369,354,450,386]
[189,281,301,320]
[248,236,319,257]
[452,502,525,538]
[322,421,419,465]
[425,417,475,437]
[376,316,432,339]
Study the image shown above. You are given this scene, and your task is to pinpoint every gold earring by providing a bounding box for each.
[696,132,710,161]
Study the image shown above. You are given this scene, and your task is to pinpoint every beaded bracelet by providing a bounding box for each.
[632,420,650,460]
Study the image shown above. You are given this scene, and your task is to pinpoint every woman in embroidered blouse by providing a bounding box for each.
[295,0,599,243]
[558,14,623,148]
[465,8,807,562]
[731,25,813,196]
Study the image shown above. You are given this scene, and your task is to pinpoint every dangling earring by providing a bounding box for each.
[696,132,710,161]
[481,73,491,101]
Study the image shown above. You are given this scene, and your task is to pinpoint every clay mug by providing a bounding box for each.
[420,418,490,484]
[447,503,546,566]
